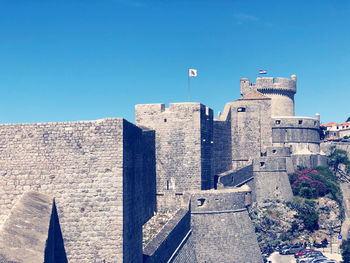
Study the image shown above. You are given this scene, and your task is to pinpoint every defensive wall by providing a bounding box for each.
[215,90,272,170]
[272,116,327,169]
[143,207,197,263]
[135,103,214,194]
[190,187,263,263]
[0,118,156,262]
[216,146,294,203]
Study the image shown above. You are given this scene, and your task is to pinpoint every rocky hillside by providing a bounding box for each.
[249,197,342,253]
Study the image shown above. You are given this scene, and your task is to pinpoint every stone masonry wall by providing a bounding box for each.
[200,106,214,190]
[0,118,146,263]
[139,127,157,225]
[217,164,253,189]
[190,188,263,263]
[230,98,272,169]
[252,157,293,203]
[143,208,197,263]
[135,103,214,194]
[213,117,232,176]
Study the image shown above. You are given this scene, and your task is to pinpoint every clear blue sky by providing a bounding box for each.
[1,0,349,124]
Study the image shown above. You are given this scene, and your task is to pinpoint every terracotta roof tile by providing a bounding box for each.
[238,90,270,100]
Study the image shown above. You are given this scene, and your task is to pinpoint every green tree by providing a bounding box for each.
[341,239,350,263]
[328,146,350,175]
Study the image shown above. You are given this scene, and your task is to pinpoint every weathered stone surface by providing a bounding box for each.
[0,191,67,263]
[143,208,197,263]
[135,103,214,211]
[190,188,263,263]
[0,118,152,263]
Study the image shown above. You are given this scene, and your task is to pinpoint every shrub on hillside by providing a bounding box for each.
[287,198,319,231]
[289,167,340,202]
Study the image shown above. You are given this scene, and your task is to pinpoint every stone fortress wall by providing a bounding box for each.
[0,74,327,262]
[189,187,263,263]
[0,118,156,262]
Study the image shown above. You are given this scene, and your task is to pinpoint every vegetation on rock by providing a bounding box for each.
[250,166,343,254]
[289,167,343,209]
[328,146,350,181]
[341,239,350,263]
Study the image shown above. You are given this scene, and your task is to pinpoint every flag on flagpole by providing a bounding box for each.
[188,68,198,77]
[259,70,267,74]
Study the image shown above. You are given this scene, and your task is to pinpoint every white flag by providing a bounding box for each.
[188,68,198,77]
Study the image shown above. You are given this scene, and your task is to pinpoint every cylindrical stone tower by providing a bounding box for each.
[255,75,297,117]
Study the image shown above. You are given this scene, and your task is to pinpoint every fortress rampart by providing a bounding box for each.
[272,117,321,149]
[189,188,263,263]
[143,207,197,263]
[0,118,156,262]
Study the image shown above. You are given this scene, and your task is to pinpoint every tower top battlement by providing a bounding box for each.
[240,75,296,97]
[240,75,297,116]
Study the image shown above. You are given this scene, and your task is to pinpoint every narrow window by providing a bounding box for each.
[298,120,303,125]
[197,198,206,207]
[166,180,169,190]
[275,120,281,124]
[260,162,265,167]
[164,118,167,122]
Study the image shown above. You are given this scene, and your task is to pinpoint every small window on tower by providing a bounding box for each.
[237,107,246,112]
[298,120,303,125]
[275,120,281,125]
[197,198,206,207]
[164,118,167,122]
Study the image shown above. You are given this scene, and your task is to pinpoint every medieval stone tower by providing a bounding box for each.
[240,75,297,117]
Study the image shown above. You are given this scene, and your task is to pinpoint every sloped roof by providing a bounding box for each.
[325,122,339,127]
[238,90,270,100]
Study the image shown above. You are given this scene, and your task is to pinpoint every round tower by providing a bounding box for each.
[255,75,297,117]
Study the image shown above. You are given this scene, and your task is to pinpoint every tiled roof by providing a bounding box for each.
[239,90,270,100]
[325,122,339,127]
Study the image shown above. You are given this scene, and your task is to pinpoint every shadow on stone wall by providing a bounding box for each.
[44,200,68,263]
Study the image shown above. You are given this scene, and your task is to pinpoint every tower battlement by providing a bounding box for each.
[240,75,297,117]
[241,75,296,96]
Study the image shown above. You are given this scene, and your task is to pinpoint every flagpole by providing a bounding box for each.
[188,70,190,102]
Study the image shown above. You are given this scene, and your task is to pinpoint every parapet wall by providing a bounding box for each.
[0,118,152,263]
[256,77,296,93]
[217,164,253,189]
[143,207,197,263]
[240,76,296,96]
[272,117,320,144]
[252,157,294,202]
